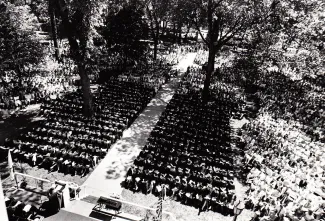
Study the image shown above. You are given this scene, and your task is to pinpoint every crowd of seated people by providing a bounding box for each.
[179,67,243,116]
[256,71,324,143]
[125,70,238,215]
[239,114,325,221]
[180,66,206,92]
[5,197,41,221]
[122,64,171,92]
[211,82,247,120]
[216,68,324,142]
[1,77,158,176]
[194,49,209,66]
[159,44,198,65]
[0,72,76,112]
[0,80,42,111]
[193,48,232,68]
[208,63,325,221]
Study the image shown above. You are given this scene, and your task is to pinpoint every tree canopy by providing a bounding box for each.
[0,1,45,86]
[233,0,325,81]
[103,3,149,66]
[1,0,324,114]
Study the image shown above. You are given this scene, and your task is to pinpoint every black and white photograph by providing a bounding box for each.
[0,0,324,221]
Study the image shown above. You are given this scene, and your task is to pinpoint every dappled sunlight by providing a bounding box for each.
[84,53,197,196]
[31,117,46,122]
[157,90,175,103]
[175,53,197,71]
[5,188,47,208]
[0,105,41,144]
[230,117,249,129]
[121,189,254,221]
[147,86,176,107]
[122,128,134,138]
[147,97,168,107]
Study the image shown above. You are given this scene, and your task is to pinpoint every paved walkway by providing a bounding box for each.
[83,53,197,197]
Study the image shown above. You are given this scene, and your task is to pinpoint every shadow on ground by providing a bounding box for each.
[103,74,181,181]
[0,105,42,145]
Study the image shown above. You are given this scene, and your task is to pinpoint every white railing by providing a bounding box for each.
[14,172,52,189]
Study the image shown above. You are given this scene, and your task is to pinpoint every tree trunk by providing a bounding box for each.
[184,25,191,41]
[202,45,216,101]
[202,0,215,102]
[49,0,60,61]
[16,67,23,89]
[153,38,158,60]
[173,23,177,43]
[178,28,182,44]
[78,62,93,117]
[56,0,93,117]
[153,22,159,60]
[166,22,170,35]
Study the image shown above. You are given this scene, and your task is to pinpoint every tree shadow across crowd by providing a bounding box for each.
[104,84,176,181]
[104,114,158,180]
[5,188,46,208]
[0,110,43,146]
[148,89,174,108]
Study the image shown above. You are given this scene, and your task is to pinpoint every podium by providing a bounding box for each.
[54,181,70,209]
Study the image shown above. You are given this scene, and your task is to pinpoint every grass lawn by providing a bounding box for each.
[121,189,255,221]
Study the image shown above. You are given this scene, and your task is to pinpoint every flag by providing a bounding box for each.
[8,150,14,181]
[156,191,163,221]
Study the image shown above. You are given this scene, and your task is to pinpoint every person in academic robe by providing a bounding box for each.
[42,155,54,170]
[141,179,149,194]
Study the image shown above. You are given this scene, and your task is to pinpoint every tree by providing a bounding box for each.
[52,0,96,117]
[103,3,149,67]
[144,0,171,60]
[189,0,260,100]
[0,1,44,88]
[277,0,325,78]
[235,0,325,81]
[169,0,196,43]
[48,0,60,61]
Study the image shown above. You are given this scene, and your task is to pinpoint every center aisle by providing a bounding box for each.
[83,53,197,197]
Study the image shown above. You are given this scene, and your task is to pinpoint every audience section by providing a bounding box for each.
[124,68,238,215]
[1,75,168,177]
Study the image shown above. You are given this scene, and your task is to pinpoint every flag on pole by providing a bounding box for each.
[8,150,14,181]
[156,190,163,221]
